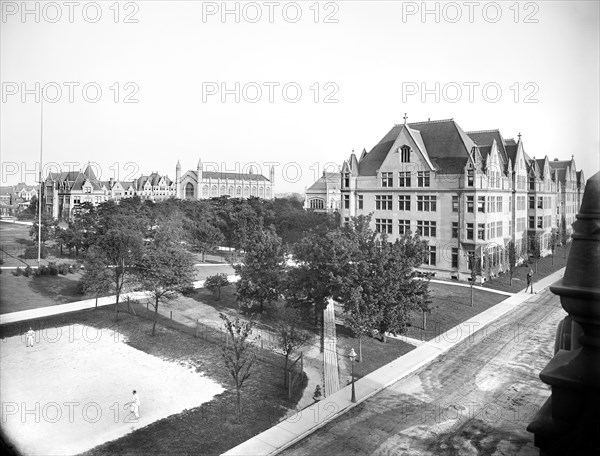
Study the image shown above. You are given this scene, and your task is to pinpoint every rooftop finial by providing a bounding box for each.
[403,113,408,125]
[518,132,522,141]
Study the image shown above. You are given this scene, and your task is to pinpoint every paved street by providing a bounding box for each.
[283,288,565,456]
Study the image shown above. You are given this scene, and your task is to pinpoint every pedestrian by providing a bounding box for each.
[26,327,35,347]
[128,390,140,419]
[526,268,534,294]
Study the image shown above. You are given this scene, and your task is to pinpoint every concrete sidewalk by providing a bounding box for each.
[222,267,566,456]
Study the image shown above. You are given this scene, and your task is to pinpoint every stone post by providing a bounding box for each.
[527,171,600,455]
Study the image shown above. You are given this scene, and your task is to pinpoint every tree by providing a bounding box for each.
[204,273,230,300]
[469,250,481,307]
[364,234,431,343]
[81,229,143,321]
[343,285,376,362]
[508,240,517,287]
[234,227,285,313]
[220,313,257,424]
[271,307,311,387]
[560,215,569,258]
[287,227,354,326]
[529,232,542,273]
[549,227,560,265]
[186,218,224,262]
[137,243,195,336]
[30,212,58,245]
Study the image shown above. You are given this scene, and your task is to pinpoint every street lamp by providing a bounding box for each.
[349,347,357,403]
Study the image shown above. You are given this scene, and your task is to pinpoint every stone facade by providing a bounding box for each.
[339,119,585,280]
[176,160,274,200]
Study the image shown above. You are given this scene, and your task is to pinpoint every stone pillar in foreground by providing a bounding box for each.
[527,171,600,455]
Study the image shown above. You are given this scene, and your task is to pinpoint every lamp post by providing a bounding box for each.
[349,347,356,403]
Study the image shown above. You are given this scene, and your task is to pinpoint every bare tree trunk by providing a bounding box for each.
[283,354,289,387]
[152,296,159,336]
[470,284,474,307]
[236,387,241,423]
[358,336,363,362]
[115,289,120,322]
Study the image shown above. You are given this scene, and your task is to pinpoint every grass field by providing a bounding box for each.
[0,308,306,456]
[0,272,85,314]
[404,282,507,341]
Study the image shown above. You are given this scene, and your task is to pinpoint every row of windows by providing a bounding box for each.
[346,192,573,215]
[379,171,431,188]
[529,215,553,229]
[529,195,552,210]
[375,219,437,237]
[374,195,437,212]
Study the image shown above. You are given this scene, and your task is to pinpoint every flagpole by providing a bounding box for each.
[37,96,43,266]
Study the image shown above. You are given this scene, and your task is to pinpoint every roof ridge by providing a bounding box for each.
[405,118,454,126]
[465,129,499,134]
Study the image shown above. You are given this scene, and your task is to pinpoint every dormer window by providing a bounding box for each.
[343,172,350,188]
[400,146,410,163]
[467,168,474,187]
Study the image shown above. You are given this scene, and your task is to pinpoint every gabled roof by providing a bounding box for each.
[307,173,340,192]
[466,129,509,163]
[357,119,476,176]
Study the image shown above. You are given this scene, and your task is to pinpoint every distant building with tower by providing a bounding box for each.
[176,160,274,200]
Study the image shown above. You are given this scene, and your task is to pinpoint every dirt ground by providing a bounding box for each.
[0,324,225,456]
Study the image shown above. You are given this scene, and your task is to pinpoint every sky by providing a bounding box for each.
[1,0,599,194]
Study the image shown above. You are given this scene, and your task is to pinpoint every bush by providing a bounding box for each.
[48,262,59,276]
[22,245,48,260]
[24,265,33,277]
[68,266,75,274]
[58,263,70,275]
[38,265,49,276]
[15,267,23,276]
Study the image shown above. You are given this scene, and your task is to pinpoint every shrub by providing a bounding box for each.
[24,265,33,277]
[58,263,69,275]
[48,262,59,276]
[38,265,49,276]
[68,266,75,274]
[15,267,23,276]
[22,245,48,259]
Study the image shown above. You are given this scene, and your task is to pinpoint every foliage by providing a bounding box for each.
[234,227,286,313]
[48,262,59,276]
[22,244,48,259]
[136,243,196,336]
[288,215,431,344]
[204,273,230,300]
[508,240,517,286]
[271,307,311,386]
[220,313,257,423]
[29,212,59,245]
[81,229,143,321]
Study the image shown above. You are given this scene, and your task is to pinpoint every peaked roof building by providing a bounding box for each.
[338,117,584,280]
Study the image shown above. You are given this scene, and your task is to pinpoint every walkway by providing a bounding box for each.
[222,267,566,456]
[0,274,238,325]
[323,298,340,397]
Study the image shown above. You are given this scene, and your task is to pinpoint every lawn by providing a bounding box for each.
[0,307,306,456]
[481,245,569,294]
[0,271,85,314]
[404,282,507,341]
[335,324,415,381]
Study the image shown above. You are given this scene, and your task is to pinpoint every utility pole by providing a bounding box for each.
[37,97,44,266]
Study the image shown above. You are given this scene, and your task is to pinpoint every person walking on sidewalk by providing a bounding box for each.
[526,268,535,294]
[26,327,35,347]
